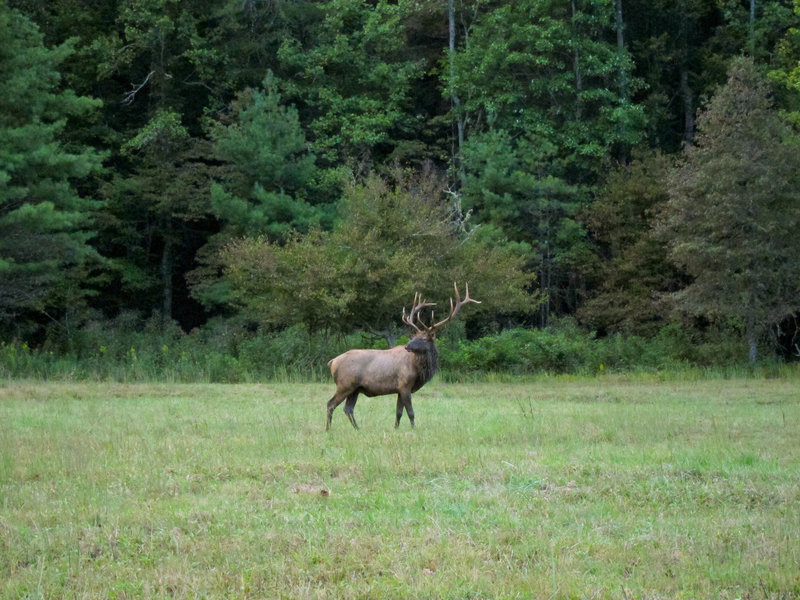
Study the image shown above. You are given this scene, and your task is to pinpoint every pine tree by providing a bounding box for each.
[658,57,800,362]
[208,74,322,239]
[0,5,104,334]
[190,74,327,310]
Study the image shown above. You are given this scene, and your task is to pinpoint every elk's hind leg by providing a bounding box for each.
[326,392,348,431]
[344,392,359,430]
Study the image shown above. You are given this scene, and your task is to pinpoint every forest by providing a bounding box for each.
[2,0,800,377]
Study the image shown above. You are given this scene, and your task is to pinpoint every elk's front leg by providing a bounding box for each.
[396,391,414,428]
[395,394,404,428]
[404,393,415,428]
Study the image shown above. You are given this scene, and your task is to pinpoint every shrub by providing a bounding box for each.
[440,325,592,375]
[0,315,785,382]
[439,320,754,376]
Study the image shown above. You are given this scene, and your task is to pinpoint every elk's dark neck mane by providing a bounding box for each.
[412,342,438,392]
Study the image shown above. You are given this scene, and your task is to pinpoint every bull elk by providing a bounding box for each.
[326,283,480,430]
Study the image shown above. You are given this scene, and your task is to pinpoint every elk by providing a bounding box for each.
[326,283,480,430]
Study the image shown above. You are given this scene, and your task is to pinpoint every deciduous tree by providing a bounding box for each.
[221,169,537,341]
[448,0,645,324]
[276,0,425,166]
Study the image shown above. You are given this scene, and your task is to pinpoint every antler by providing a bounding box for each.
[401,283,481,334]
[401,292,436,333]
[430,282,481,329]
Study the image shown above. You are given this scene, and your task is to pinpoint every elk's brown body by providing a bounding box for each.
[325,283,478,430]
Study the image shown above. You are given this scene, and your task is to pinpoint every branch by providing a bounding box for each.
[122,70,155,105]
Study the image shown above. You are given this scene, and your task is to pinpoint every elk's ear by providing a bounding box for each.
[404,336,430,353]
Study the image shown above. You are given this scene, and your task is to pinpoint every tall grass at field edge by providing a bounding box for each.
[1,314,795,382]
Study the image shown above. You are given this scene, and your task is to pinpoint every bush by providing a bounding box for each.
[0,314,785,382]
[440,320,754,376]
[440,327,589,374]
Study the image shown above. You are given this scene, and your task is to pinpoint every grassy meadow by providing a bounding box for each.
[1,377,799,599]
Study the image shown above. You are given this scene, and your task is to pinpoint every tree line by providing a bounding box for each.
[2,0,800,365]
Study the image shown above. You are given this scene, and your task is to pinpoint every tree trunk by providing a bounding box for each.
[539,239,552,328]
[448,0,464,161]
[571,0,583,120]
[161,223,173,324]
[748,335,758,364]
[615,0,628,100]
[746,291,758,364]
[680,67,694,144]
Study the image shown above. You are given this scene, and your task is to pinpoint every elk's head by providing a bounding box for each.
[402,283,480,353]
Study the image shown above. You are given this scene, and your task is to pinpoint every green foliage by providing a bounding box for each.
[439,319,754,377]
[123,108,188,153]
[440,327,590,375]
[221,168,538,338]
[190,73,335,310]
[276,0,426,165]
[713,0,795,64]
[623,0,728,148]
[580,151,681,335]
[657,57,800,362]
[451,0,645,154]
[0,312,359,382]
[208,73,324,238]
[769,0,800,125]
[98,122,214,318]
[90,0,224,118]
[0,314,771,382]
[0,4,105,331]
[86,1,230,321]
[450,0,646,322]
[4,0,800,364]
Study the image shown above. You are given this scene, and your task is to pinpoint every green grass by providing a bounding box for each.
[1,377,799,599]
